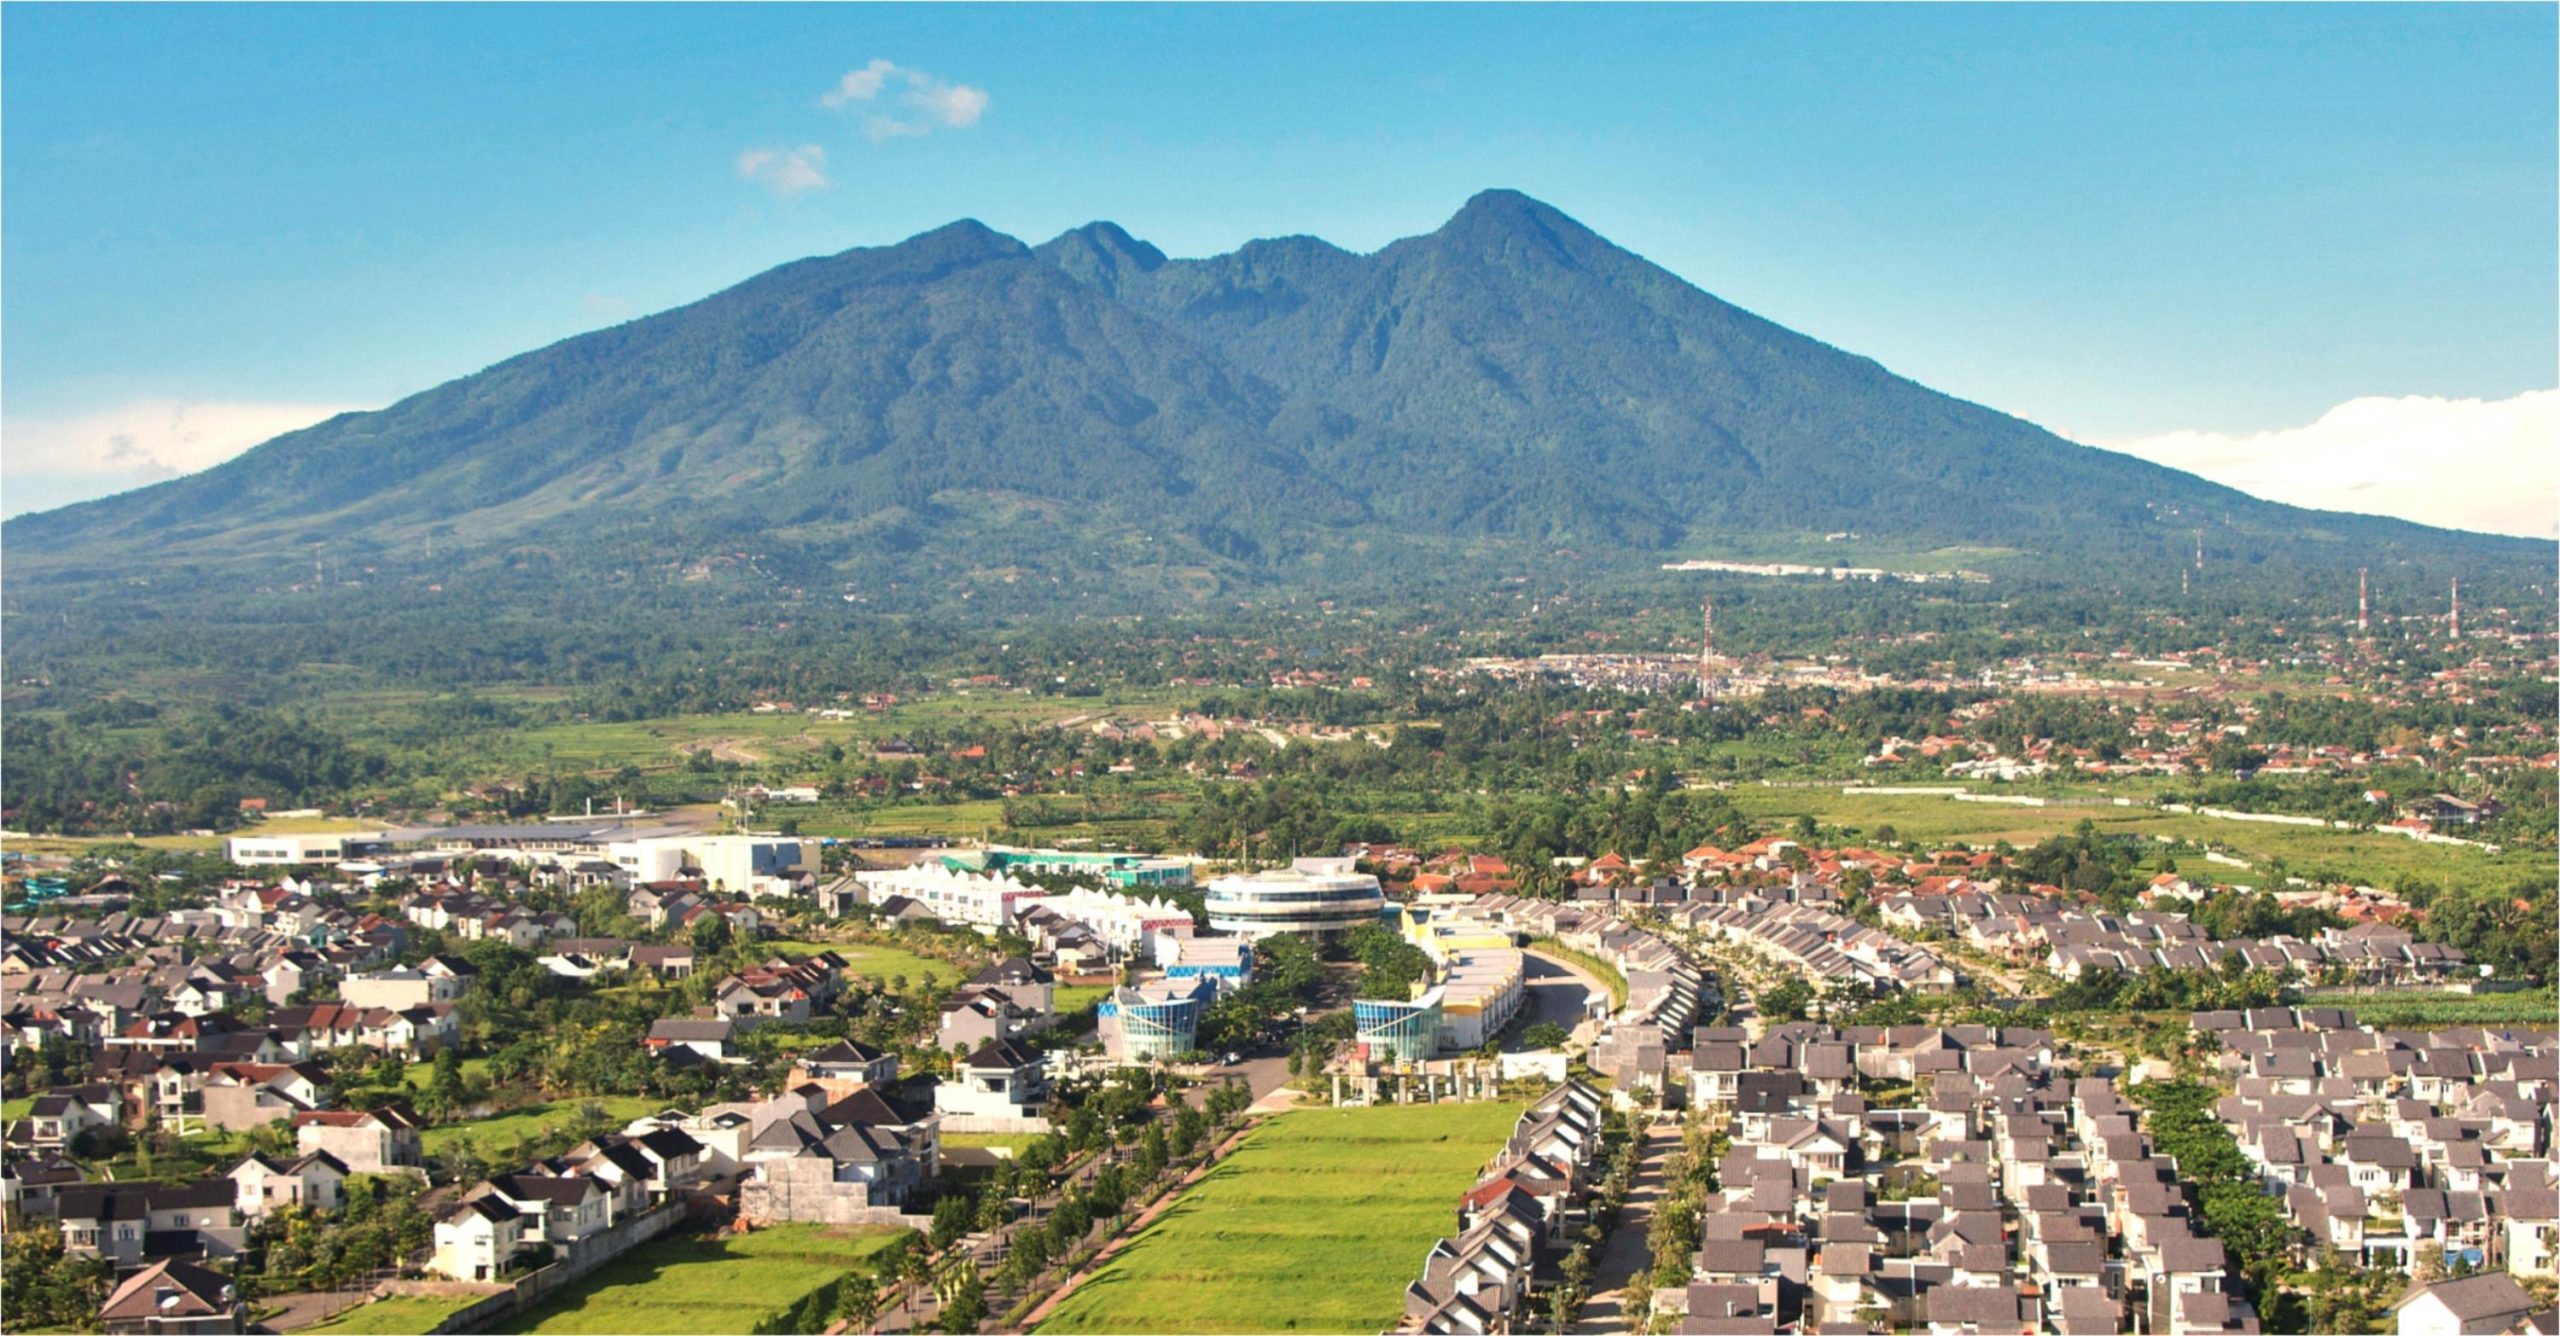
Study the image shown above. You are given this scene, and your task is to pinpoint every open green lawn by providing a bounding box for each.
[495,1223,907,1334]
[421,1096,663,1159]
[401,1056,493,1093]
[1036,1101,1523,1335]
[1730,786,2548,889]
[942,1131,1044,1155]
[1055,982,1113,1016]
[305,1293,491,1335]
[771,940,963,986]
[2,1095,32,1122]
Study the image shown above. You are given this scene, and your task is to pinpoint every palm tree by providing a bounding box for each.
[896,1244,934,1320]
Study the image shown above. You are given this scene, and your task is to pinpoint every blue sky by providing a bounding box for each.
[6,4,2555,531]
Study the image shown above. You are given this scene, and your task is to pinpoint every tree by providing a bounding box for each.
[427,1047,467,1112]
[930,1194,972,1251]
[1759,977,1814,1023]
[690,913,733,954]
[1519,1021,1571,1049]
[2,1223,112,1334]
[937,1269,987,1333]
[1138,1122,1169,1179]
[836,1270,881,1331]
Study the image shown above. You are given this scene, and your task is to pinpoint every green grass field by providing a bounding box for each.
[494,1223,907,1334]
[1055,982,1113,1016]
[2297,987,2558,1029]
[305,1293,491,1334]
[1036,1102,1523,1335]
[401,1056,493,1093]
[421,1096,663,1159]
[1731,786,2546,889]
[942,1132,1044,1155]
[770,940,962,986]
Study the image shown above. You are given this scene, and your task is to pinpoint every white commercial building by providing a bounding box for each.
[854,863,1048,933]
[226,832,385,866]
[1203,858,1386,940]
[1039,887,1196,956]
[608,835,811,899]
[1432,948,1528,1051]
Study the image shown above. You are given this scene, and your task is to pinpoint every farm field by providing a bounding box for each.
[305,1292,490,1334]
[322,687,1198,779]
[493,1223,907,1334]
[421,1096,664,1159]
[1036,1101,1522,1335]
[1727,785,2543,889]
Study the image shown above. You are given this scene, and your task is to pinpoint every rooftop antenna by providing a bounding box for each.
[2357,568,2369,637]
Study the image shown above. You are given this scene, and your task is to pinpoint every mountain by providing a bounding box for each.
[6,190,2543,640]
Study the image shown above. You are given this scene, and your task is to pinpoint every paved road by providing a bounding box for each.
[1573,1118,1671,1333]
[1181,1051,1293,1110]
[1511,953,1604,1050]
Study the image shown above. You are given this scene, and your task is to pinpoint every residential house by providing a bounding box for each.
[226,1151,348,1219]
[294,1102,424,1175]
[98,1257,246,1335]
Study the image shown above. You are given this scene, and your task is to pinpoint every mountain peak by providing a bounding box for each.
[1433,188,1600,264]
[1034,221,1168,295]
[903,217,1031,259]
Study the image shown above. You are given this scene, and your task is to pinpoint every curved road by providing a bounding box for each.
[1519,950,1609,1049]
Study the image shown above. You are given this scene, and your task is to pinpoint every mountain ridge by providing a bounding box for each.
[7,189,2544,624]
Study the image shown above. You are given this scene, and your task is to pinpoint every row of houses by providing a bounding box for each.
[642,952,1061,1068]
[1401,1081,1609,1332]
[7,1101,423,1275]
[1881,893,2475,985]
[1662,1023,2259,1336]
[1449,897,1709,1097]
[2188,1007,2558,1281]
[430,1122,707,1281]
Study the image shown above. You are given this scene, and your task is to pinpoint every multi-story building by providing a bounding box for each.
[1203,859,1385,940]
[947,847,1195,890]
[854,864,1048,933]
[1099,976,1216,1062]
[1355,995,1443,1065]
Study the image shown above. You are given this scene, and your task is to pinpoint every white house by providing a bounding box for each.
[430,1197,525,1281]
[2391,1273,2535,1336]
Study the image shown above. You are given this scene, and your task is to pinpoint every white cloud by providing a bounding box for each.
[819,59,989,141]
[2095,389,2560,540]
[3,399,361,517]
[912,81,988,129]
[736,144,829,196]
[822,58,900,108]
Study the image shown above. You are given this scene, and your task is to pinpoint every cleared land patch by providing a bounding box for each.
[1037,1101,1522,1335]
[304,1293,489,1334]
[1727,786,2537,889]
[420,1096,662,1159]
[494,1223,906,1334]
